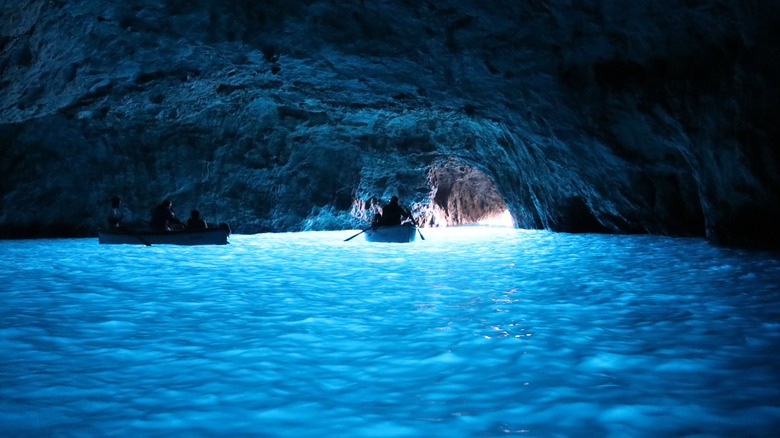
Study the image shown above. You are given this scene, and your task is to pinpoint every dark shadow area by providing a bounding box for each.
[553,196,612,234]
[707,205,780,251]
[0,222,85,239]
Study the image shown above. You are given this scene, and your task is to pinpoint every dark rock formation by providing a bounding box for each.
[1,0,779,249]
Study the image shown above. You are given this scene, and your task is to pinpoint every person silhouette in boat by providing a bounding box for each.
[108,197,126,229]
[372,212,383,226]
[186,209,208,229]
[150,199,184,231]
[380,196,410,226]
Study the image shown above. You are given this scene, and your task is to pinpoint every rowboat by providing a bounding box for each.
[364,224,418,243]
[98,224,230,245]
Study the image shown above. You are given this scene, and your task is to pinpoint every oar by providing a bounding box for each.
[344,226,373,242]
[410,217,425,240]
[124,220,152,246]
[132,231,151,246]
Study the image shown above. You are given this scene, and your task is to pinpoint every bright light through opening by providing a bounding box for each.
[426,160,512,228]
[427,207,514,228]
[477,209,514,227]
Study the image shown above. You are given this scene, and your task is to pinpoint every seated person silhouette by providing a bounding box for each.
[150,200,183,231]
[108,197,126,229]
[187,210,208,229]
[380,196,409,226]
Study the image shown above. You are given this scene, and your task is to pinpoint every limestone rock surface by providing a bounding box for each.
[1,0,778,248]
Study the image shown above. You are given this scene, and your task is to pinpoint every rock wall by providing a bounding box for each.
[1,0,778,248]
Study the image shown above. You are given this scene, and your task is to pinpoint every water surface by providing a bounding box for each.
[1,227,779,437]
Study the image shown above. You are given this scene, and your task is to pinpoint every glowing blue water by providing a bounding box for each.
[1,227,779,437]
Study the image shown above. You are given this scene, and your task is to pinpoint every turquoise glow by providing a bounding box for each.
[1,228,779,436]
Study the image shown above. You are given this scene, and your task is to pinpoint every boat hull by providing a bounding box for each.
[98,225,230,245]
[364,224,417,243]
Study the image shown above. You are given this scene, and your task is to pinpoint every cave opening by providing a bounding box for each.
[426,160,513,227]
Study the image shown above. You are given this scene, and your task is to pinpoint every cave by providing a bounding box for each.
[1,0,779,249]
[3,2,780,435]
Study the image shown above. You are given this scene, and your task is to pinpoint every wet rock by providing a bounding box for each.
[1,0,778,249]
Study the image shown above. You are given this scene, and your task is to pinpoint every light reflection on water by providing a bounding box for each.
[1,227,780,437]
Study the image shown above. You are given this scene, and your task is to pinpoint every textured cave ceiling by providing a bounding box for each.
[1,0,779,248]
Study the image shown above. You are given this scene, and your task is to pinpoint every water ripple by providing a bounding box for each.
[1,228,779,436]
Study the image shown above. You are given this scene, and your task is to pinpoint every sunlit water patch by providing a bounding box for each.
[1,228,779,437]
